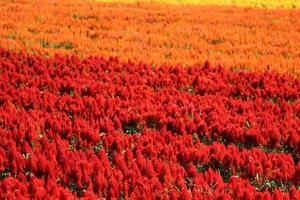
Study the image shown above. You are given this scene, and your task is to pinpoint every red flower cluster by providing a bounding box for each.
[0,49,299,199]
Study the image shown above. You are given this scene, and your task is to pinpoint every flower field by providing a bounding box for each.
[1,1,300,77]
[94,0,300,9]
[0,0,299,199]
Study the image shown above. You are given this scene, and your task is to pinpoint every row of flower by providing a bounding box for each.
[0,49,299,199]
[1,1,300,77]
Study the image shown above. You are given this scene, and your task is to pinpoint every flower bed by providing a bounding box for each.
[0,49,299,199]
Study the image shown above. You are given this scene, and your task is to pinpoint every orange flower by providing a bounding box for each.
[0,1,299,77]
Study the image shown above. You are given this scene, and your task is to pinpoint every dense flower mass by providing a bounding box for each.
[0,49,299,199]
[1,1,300,77]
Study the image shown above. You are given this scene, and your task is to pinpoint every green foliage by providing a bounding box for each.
[122,121,143,134]
[0,168,11,180]
[40,40,50,48]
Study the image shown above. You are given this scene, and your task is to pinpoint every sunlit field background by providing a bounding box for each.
[94,0,300,8]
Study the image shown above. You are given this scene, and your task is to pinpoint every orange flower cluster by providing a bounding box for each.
[0,1,300,77]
